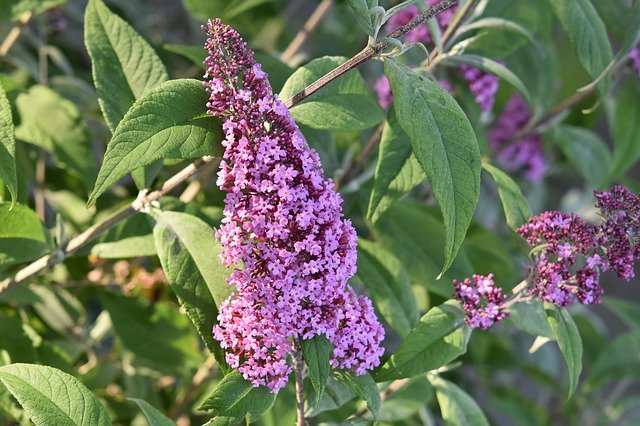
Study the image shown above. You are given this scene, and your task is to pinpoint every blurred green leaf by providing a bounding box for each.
[254,53,294,93]
[334,371,380,420]
[384,59,480,276]
[88,79,223,206]
[607,77,640,182]
[357,239,419,337]
[152,210,232,370]
[280,56,383,131]
[0,314,36,363]
[0,204,52,267]
[588,331,640,386]
[301,335,332,406]
[0,83,17,208]
[129,398,174,426]
[378,376,433,422]
[90,234,156,258]
[508,301,552,338]
[367,107,426,223]
[14,85,96,192]
[163,44,205,69]
[482,162,532,230]
[604,297,640,335]
[545,304,582,399]
[198,370,275,422]
[374,300,469,381]
[0,363,110,426]
[0,0,65,22]
[182,0,273,21]
[430,375,490,426]
[553,125,611,188]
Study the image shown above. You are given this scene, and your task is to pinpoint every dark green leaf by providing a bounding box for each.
[280,56,383,131]
[0,314,36,363]
[545,304,582,399]
[0,203,52,267]
[301,335,332,405]
[430,375,490,426]
[384,59,480,276]
[482,162,531,230]
[129,398,174,426]
[334,371,380,420]
[356,239,419,337]
[607,77,640,182]
[198,371,275,422]
[152,210,233,370]
[0,363,110,426]
[88,79,223,205]
[367,107,426,223]
[553,125,611,188]
[0,83,17,208]
[345,0,379,36]
[163,44,205,69]
[14,85,96,191]
[374,300,469,381]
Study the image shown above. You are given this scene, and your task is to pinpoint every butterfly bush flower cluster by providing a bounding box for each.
[381,0,499,113]
[489,95,547,181]
[202,19,384,392]
[454,186,640,329]
[630,44,640,77]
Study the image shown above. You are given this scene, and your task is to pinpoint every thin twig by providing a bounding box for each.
[0,1,459,295]
[178,158,221,203]
[35,150,46,221]
[293,342,307,426]
[0,11,32,59]
[281,0,333,65]
[428,0,477,63]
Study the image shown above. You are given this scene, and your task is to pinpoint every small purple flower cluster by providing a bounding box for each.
[386,0,455,45]
[458,64,499,113]
[629,44,640,77]
[594,185,640,281]
[489,96,547,181]
[453,274,509,329]
[202,20,384,392]
[454,186,640,329]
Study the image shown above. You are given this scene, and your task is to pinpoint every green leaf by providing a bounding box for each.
[198,371,275,422]
[429,375,490,426]
[90,234,156,258]
[164,44,205,69]
[588,331,640,386]
[553,125,611,188]
[0,363,110,426]
[0,83,17,208]
[378,376,433,422]
[0,0,65,22]
[88,79,223,205]
[84,0,168,133]
[301,335,332,405]
[482,163,531,230]
[334,371,380,420]
[0,314,36,363]
[280,56,383,131]
[604,297,640,335]
[384,59,480,276]
[607,77,640,182]
[152,210,233,370]
[374,300,469,382]
[0,203,52,267]
[507,301,552,338]
[345,0,379,36]
[100,291,203,374]
[443,54,531,103]
[367,107,426,223]
[356,239,419,337]
[14,85,96,192]
[455,17,537,47]
[546,0,613,88]
[129,398,174,426]
[544,304,582,399]
[182,0,273,21]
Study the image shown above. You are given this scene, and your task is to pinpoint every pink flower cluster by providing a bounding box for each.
[453,274,508,329]
[489,96,547,181]
[202,19,384,392]
[630,44,640,77]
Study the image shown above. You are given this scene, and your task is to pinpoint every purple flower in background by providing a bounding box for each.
[459,64,499,114]
[453,274,509,329]
[490,96,547,181]
[629,44,640,77]
[203,19,384,392]
[386,0,456,45]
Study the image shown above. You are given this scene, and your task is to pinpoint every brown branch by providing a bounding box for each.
[0,11,32,59]
[0,0,459,294]
[292,342,307,426]
[428,0,477,63]
[281,0,333,65]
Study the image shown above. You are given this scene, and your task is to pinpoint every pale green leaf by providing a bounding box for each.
[129,398,174,426]
[430,375,489,426]
[545,304,582,399]
[482,162,531,230]
[0,203,52,267]
[553,125,611,188]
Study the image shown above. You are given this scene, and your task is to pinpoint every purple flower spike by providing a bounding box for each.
[453,274,509,330]
[203,19,384,392]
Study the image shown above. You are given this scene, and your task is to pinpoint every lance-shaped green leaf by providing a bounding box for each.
[345,0,379,36]
[14,85,96,192]
[374,300,469,382]
[552,125,611,188]
[384,59,480,276]
[0,363,110,426]
[607,77,640,182]
[198,371,275,422]
[367,107,426,223]
[301,335,333,405]
[280,56,383,131]
[334,371,380,420]
[0,83,17,208]
[482,163,531,231]
[429,375,490,426]
[151,210,232,370]
[0,203,52,267]
[545,304,582,399]
[129,398,174,426]
[88,79,223,205]
[546,0,613,89]
[357,239,419,337]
